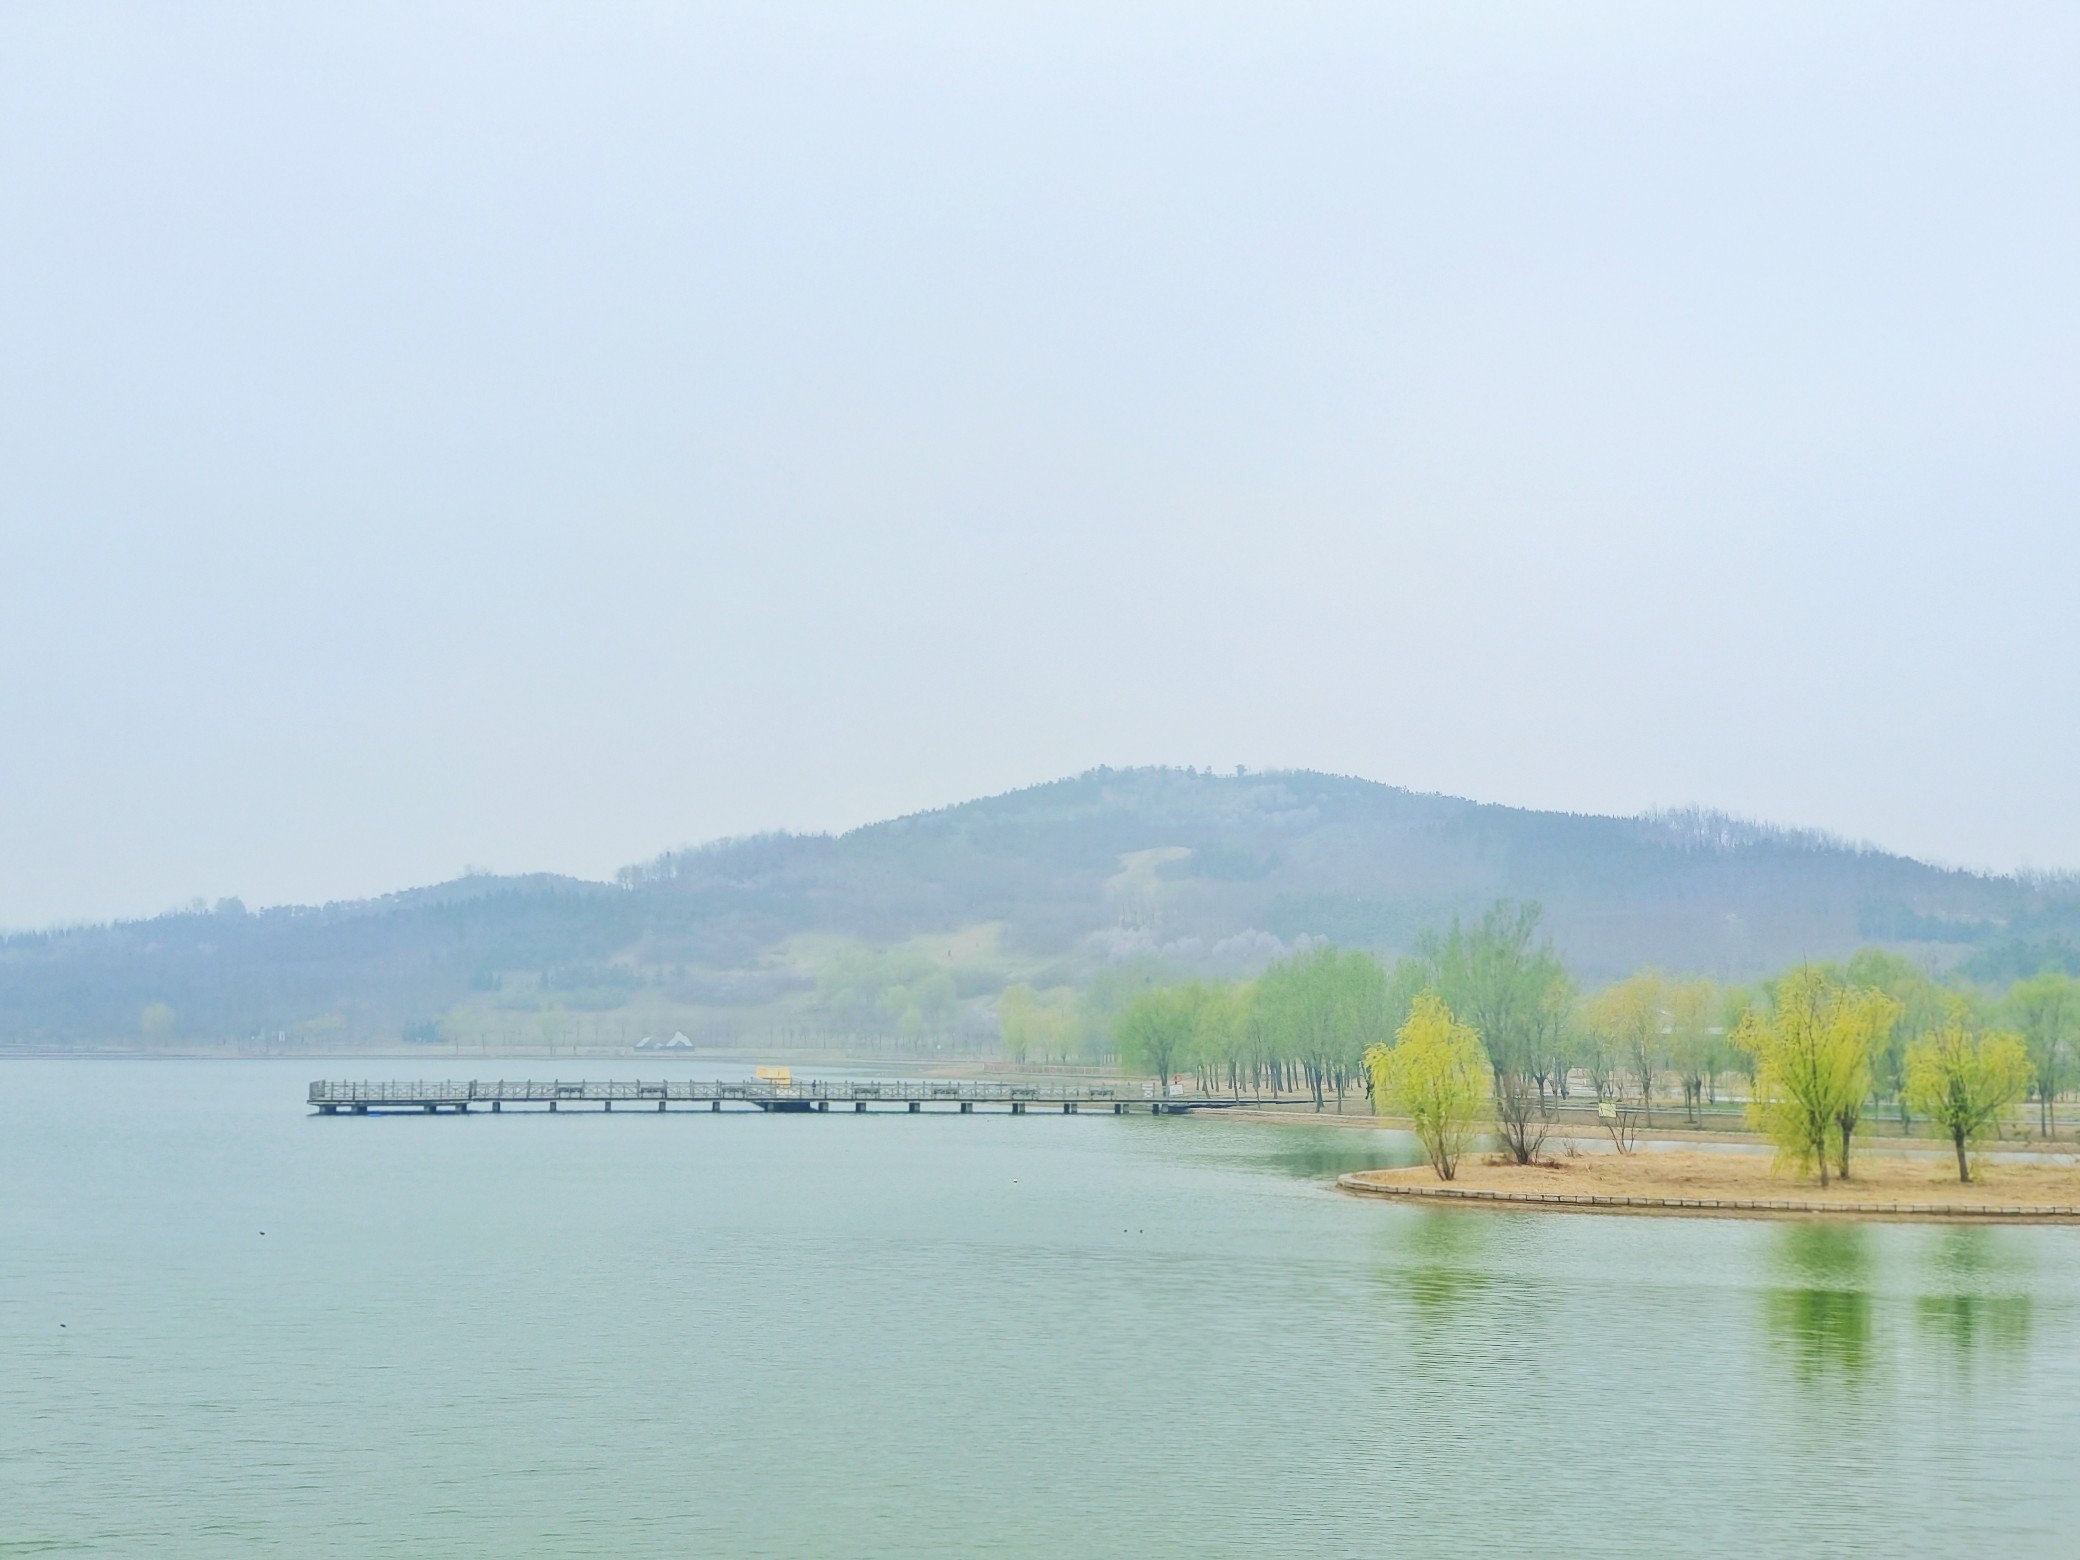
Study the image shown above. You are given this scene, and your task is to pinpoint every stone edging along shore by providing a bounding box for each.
[1335,1172,2080,1224]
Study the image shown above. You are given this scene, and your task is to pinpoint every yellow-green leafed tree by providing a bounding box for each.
[1588,970,1666,1122]
[1365,992,1488,1182]
[1736,968,1899,1186]
[1665,977,1720,1124]
[1903,1005,2033,1183]
[999,983,1085,1065]
[2005,971,2079,1140]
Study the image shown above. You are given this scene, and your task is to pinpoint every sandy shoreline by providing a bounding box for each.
[1339,1150,2080,1223]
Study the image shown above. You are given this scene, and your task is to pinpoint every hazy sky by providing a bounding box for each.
[3,3,2076,927]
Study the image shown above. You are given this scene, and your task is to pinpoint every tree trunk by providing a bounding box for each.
[1953,1129,1971,1183]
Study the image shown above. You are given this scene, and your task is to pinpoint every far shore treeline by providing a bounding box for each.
[1075,901,2075,1186]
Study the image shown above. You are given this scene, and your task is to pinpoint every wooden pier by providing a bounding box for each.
[309,1078,1299,1116]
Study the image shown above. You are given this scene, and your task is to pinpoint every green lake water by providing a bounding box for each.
[4,1060,2077,1557]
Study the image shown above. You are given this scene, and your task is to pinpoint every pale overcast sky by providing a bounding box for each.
[3,3,2076,926]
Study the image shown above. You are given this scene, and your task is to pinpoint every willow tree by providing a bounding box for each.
[1736,968,1900,1185]
[1254,946,1390,1111]
[1188,981,1252,1095]
[998,983,1079,1064]
[1524,969,1579,1104]
[1588,970,1666,1123]
[1714,985,1762,1104]
[1665,978,1719,1124]
[1844,948,1949,1131]
[1903,1005,2033,1182]
[1423,901,1568,1163]
[1366,992,1488,1181]
[1371,957,1431,1110]
[2006,970,2078,1140]
[998,983,1039,1063]
[1115,983,1207,1088]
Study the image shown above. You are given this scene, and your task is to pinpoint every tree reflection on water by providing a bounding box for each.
[1914,1227,2032,1360]
[1376,1207,1497,1316]
[1764,1223,1875,1378]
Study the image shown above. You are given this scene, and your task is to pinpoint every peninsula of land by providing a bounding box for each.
[1340,1150,2080,1222]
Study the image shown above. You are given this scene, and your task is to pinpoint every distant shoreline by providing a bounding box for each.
[0,1047,1012,1072]
[1204,1101,2080,1157]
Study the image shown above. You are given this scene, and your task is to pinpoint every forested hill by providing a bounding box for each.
[6,768,2078,1049]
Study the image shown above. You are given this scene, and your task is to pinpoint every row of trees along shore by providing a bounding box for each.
[1083,902,2077,1185]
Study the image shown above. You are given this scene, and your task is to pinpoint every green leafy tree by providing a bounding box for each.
[997,984,1038,1063]
[1576,1015,1619,1103]
[1713,984,1762,1103]
[1077,957,1177,1065]
[1903,1005,2034,1182]
[1375,957,1432,1108]
[1528,970,1580,1104]
[1190,982,1252,1095]
[1254,947,1390,1111]
[1736,968,1899,1186]
[1365,992,1488,1181]
[1844,948,1948,1130]
[1587,969,1666,1122]
[1423,901,1568,1162]
[815,946,958,1047]
[883,968,956,1044]
[1666,977,1719,1123]
[1115,984,1206,1087]
[2005,970,2078,1139]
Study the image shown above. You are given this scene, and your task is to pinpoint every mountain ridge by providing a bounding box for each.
[5,767,2077,1048]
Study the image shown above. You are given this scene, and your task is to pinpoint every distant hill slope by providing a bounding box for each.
[5,768,2077,1048]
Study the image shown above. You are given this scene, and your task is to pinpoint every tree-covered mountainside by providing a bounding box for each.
[6,767,2077,1049]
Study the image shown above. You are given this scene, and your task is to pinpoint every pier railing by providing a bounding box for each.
[308,1078,1310,1114]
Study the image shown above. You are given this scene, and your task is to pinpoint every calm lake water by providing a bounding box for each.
[4,1060,2078,1558]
